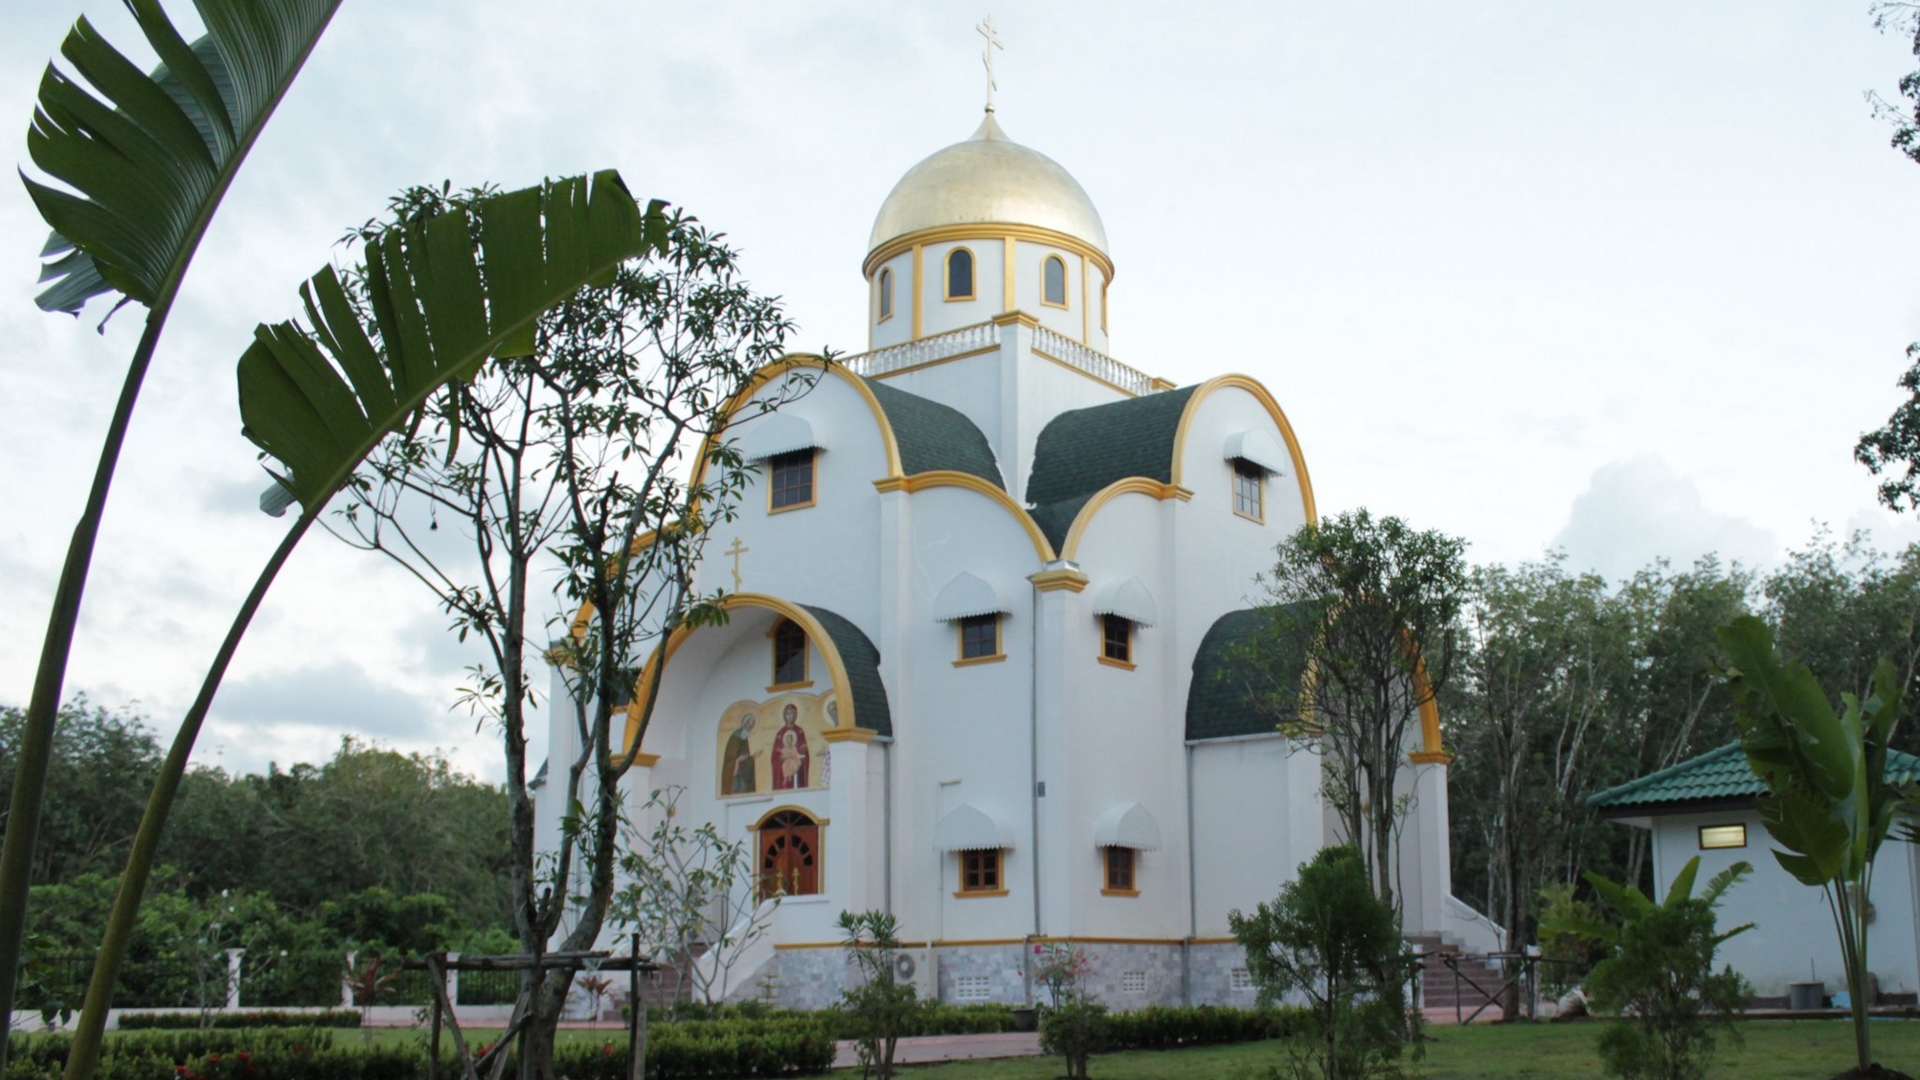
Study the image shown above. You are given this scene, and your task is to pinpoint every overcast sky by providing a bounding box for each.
[4,1,1920,782]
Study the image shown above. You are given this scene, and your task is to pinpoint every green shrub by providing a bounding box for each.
[114,1010,363,1031]
[1587,899,1749,1080]
[1101,1005,1302,1050]
[1230,846,1411,1080]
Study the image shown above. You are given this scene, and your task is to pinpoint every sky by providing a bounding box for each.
[3,1,1920,783]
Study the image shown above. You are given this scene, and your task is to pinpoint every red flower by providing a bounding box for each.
[208,1054,222,1063]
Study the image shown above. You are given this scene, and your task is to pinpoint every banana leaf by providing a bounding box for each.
[26,0,344,314]
[238,171,668,511]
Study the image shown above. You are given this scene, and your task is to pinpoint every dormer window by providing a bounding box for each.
[1043,255,1068,308]
[1101,614,1134,668]
[769,449,815,512]
[877,267,894,321]
[946,248,975,300]
[1232,459,1264,521]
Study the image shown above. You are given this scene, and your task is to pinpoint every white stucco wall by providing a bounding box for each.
[1647,809,1920,1000]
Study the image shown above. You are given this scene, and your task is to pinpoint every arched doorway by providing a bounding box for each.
[757,809,820,900]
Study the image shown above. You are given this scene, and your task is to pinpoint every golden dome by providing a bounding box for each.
[867,112,1109,257]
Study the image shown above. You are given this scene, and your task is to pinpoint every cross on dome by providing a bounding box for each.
[976,16,1003,114]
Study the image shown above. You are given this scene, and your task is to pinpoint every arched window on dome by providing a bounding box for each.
[945,248,975,301]
[877,267,894,322]
[1042,255,1068,308]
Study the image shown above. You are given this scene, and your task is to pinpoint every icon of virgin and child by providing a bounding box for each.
[717,692,829,796]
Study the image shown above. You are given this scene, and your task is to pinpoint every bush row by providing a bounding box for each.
[1099,1004,1302,1050]
[115,1011,363,1031]
[3,1022,836,1080]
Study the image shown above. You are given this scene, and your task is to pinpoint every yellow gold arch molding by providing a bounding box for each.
[874,471,1056,563]
[1058,478,1192,562]
[693,355,906,488]
[1169,374,1317,525]
[618,593,876,761]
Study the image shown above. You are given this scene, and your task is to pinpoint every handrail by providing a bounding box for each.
[841,321,1163,397]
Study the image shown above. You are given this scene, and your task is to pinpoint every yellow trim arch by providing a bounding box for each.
[619,593,877,761]
[1169,374,1316,526]
[874,470,1056,563]
[695,356,905,487]
[1058,478,1192,562]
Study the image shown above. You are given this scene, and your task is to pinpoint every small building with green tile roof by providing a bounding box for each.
[541,107,1475,1013]
[1589,743,1920,1003]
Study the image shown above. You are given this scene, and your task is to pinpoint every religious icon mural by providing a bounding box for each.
[717,690,833,797]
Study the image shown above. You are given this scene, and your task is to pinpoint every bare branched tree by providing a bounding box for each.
[326,185,805,1079]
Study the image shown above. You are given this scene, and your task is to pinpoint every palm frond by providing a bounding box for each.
[238,171,668,513]
[24,0,343,314]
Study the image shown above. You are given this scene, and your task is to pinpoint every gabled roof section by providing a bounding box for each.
[1025,385,1199,506]
[800,604,893,738]
[1185,605,1315,742]
[1588,742,1920,813]
[863,379,1003,489]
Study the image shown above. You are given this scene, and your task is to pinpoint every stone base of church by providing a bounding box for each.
[751,941,1260,1011]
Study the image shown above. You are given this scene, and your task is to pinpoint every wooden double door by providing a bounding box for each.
[758,810,819,900]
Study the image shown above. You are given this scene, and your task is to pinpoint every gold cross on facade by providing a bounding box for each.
[724,537,750,590]
[977,16,1003,114]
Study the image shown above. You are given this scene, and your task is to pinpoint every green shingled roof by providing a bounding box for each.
[801,604,893,738]
[1185,605,1316,742]
[1025,385,1199,507]
[864,380,1004,489]
[1588,742,1920,812]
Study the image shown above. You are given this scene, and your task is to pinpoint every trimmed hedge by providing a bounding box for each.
[4,1020,836,1080]
[1099,1004,1303,1050]
[115,1011,363,1031]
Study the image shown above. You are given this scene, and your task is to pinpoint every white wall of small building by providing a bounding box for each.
[1647,809,1920,1000]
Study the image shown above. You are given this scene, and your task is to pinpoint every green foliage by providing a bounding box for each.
[113,1010,362,1031]
[1098,1005,1304,1050]
[1534,883,1604,996]
[0,700,160,885]
[238,171,664,514]
[835,910,918,1080]
[1253,510,1468,907]
[1229,846,1410,1080]
[25,0,344,314]
[1543,856,1751,1080]
[1716,614,1912,1072]
[1034,944,1105,1080]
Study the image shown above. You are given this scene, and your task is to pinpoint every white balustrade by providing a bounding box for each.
[840,321,1163,397]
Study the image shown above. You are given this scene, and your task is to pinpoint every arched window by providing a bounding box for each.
[946,248,975,300]
[757,809,821,899]
[772,619,809,687]
[1042,255,1068,308]
[877,267,894,321]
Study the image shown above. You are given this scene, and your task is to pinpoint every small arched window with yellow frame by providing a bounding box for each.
[1042,255,1068,308]
[946,247,976,300]
[877,267,894,321]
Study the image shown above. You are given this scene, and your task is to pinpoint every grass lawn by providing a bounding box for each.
[898,1019,1920,1080]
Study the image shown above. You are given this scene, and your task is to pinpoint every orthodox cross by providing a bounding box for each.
[977,16,1003,113]
[725,536,750,590]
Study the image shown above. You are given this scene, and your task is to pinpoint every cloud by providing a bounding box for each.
[1553,456,1776,583]
[212,661,446,743]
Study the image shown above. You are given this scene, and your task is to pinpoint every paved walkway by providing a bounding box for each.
[832,1031,1044,1068]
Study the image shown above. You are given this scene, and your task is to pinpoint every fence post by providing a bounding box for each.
[342,951,356,1009]
[225,949,244,1011]
[446,952,460,1008]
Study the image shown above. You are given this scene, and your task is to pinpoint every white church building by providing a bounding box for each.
[537,107,1492,1009]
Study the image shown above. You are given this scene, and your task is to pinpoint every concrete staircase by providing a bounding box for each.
[1407,933,1506,1021]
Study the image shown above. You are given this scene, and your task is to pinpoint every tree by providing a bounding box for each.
[1450,555,1615,1014]
[1230,846,1409,1080]
[60,172,661,1080]
[327,188,797,1079]
[1763,529,1920,757]
[1,1,344,1045]
[1544,857,1752,1080]
[1858,4,1920,510]
[0,699,162,885]
[1717,615,1915,1078]
[835,910,919,1080]
[614,786,773,1014]
[1252,509,1469,908]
